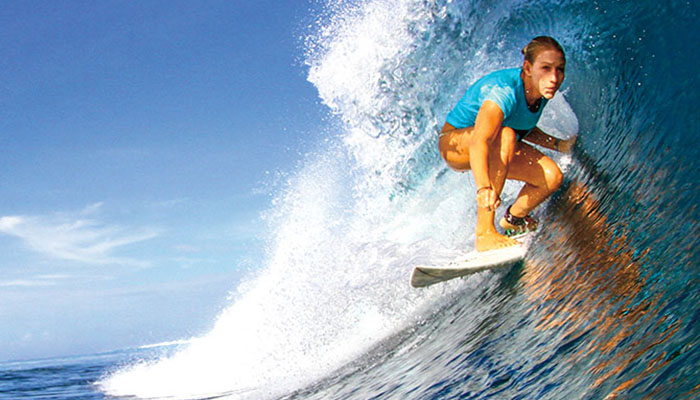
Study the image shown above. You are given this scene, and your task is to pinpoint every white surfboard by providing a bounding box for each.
[410,233,532,288]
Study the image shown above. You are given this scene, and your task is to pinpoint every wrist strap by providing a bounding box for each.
[477,186,492,194]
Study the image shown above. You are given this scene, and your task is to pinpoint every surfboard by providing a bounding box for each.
[410,233,532,288]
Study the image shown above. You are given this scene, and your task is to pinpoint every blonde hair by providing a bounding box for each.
[522,36,565,63]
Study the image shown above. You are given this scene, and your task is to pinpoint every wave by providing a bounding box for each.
[101,0,699,398]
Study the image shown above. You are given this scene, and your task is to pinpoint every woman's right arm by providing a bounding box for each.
[469,100,504,210]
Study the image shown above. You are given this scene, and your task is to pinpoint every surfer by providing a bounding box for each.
[439,36,576,252]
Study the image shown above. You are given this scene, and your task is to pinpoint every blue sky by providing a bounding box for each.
[0,0,327,361]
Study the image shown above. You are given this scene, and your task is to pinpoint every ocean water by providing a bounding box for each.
[3,0,699,399]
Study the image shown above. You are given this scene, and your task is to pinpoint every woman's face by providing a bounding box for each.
[524,49,566,99]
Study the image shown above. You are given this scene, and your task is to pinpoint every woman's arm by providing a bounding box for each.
[470,100,504,210]
[524,127,576,152]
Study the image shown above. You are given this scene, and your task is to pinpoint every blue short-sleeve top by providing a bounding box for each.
[446,68,546,139]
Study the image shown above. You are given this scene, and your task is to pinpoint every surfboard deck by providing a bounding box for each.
[410,233,532,288]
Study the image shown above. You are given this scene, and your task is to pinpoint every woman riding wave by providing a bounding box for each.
[439,36,576,252]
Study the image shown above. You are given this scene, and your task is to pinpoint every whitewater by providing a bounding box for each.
[95,0,699,399]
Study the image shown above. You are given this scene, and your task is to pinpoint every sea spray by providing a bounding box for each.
[102,144,419,399]
[101,0,579,398]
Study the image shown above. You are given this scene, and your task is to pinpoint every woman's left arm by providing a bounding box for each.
[524,127,577,153]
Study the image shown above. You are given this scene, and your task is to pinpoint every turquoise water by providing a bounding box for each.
[3,0,699,399]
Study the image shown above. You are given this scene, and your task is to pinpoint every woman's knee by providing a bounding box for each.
[439,130,471,171]
[544,163,564,192]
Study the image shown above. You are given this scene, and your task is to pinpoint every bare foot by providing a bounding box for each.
[476,231,519,252]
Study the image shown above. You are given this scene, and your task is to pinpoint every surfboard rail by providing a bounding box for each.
[410,233,532,288]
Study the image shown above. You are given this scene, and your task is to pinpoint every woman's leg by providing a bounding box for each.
[503,142,563,220]
[439,124,519,251]
[438,126,474,172]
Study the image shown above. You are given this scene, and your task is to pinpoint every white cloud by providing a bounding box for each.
[0,203,158,266]
[0,274,72,287]
[0,279,54,287]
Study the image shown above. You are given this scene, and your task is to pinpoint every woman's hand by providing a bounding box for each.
[557,136,577,153]
[477,187,500,211]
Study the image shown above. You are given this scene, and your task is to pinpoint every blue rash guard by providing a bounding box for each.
[446,67,547,141]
